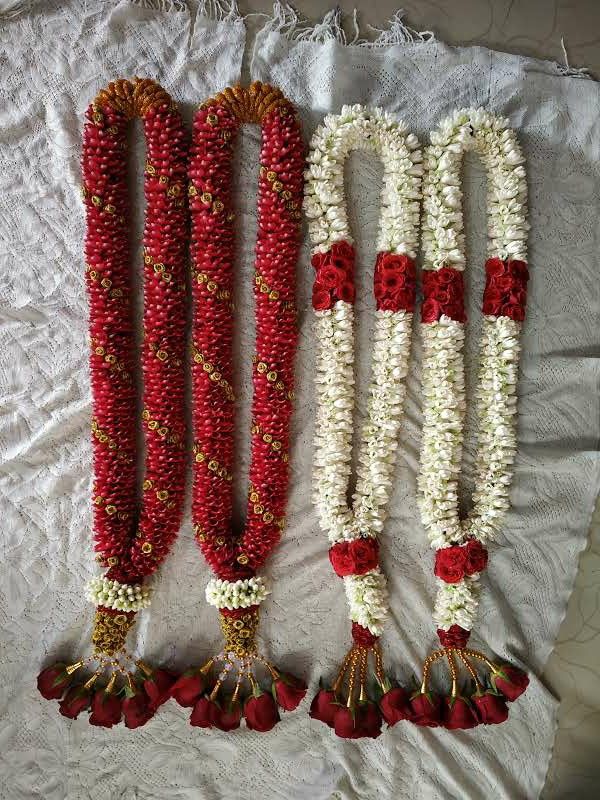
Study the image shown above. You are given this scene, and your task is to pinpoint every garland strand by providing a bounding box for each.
[305,105,422,739]
[171,82,307,733]
[37,79,188,727]
[398,108,531,730]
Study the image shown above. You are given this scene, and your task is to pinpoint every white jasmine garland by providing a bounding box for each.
[86,575,151,613]
[307,105,422,636]
[418,108,528,631]
[205,576,270,610]
[344,569,389,636]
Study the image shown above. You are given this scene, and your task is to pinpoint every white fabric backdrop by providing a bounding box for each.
[0,2,599,799]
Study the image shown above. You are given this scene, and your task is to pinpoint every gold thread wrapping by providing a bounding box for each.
[218,608,259,658]
[203,81,291,124]
[94,78,175,119]
[91,609,136,656]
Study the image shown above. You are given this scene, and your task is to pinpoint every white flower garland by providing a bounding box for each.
[86,575,151,613]
[307,105,422,635]
[418,108,528,631]
[205,576,270,610]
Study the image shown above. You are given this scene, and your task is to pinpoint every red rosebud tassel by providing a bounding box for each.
[190,696,219,728]
[442,696,479,730]
[409,691,442,727]
[309,689,338,728]
[492,665,529,702]
[123,689,154,729]
[214,700,242,732]
[333,706,360,739]
[89,688,122,728]
[379,687,413,726]
[58,686,91,719]
[472,692,509,724]
[170,671,206,708]
[359,701,383,738]
[244,690,280,732]
[272,673,307,711]
[142,667,178,711]
[37,663,71,700]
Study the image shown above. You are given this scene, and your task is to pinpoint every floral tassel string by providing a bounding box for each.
[37,78,188,727]
[172,82,306,732]
[306,105,422,739]
[401,108,530,730]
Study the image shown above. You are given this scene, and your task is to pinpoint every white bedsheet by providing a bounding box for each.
[0,2,599,799]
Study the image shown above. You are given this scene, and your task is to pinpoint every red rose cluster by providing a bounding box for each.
[170,669,306,732]
[328,537,379,577]
[374,252,417,312]
[189,86,303,580]
[421,266,467,323]
[311,241,355,310]
[37,662,178,728]
[310,661,528,737]
[434,538,488,583]
[482,257,529,321]
[82,81,188,585]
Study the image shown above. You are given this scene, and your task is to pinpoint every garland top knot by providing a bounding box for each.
[201,81,291,124]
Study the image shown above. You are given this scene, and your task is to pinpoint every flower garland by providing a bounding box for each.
[305,105,423,738]
[401,108,531,730]
[171,82,307,732]
[37,79,188,727]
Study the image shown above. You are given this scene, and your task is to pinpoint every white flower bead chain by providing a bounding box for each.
[418,107,529,633]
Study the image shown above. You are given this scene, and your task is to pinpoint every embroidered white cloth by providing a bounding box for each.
[0,2,599,799]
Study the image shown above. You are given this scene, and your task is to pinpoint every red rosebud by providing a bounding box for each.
[508,259,529,281]
[485,258,507,279]
[434,545,466,583]
[123,691,154,729]
[273,673,307,711]
[312,283,332,311]
[379,687,412,726]
[338,281,356,304]
[443,696,479,729]
[333,705,360,739]
[311,251,328,271]
[309,689,338,727]
[244,691,280,732]
[144,668,177,711]
[464,538,488,575]
[359,701,383,738]
[349,537,379,575]
[421,297,442,324]
[190,696,218,728]
[214,700,242,732]
[319,264,347,290]
[492,665,529,701]
[58,686,91,719]
[37,663,71,700]
[410,692,442,727]
[170,671,206,708]
[329,541,355,577]
[89,689,122,728]
[472,692,509,724]
[437,266,458,285]
[330,240,354,263]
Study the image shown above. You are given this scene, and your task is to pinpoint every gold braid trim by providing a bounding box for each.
[91,609,136,656]
[94,77,175,119]
[203,81,291,124]
[218,608,259,658]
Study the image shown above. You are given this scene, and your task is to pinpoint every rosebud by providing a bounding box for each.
[273,673,307,711]
[37,663,71,700]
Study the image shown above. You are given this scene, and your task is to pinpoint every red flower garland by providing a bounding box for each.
[182,82,306,730]
[37,78,188,726]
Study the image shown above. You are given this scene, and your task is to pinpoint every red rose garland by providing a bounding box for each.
[410,108,531,730]
[306,106,422,738]
[177,82,306,731]
[37,79,188,726]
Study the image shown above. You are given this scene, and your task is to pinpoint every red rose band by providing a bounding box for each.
[434,538,488,584]
[328,537,380,577]
[312,242,417,313]
[421,258,528,324]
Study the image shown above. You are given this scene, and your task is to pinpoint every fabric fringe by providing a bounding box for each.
[0,0,32,19]
[262,2,434,46]
[557,37,592,80]
[129,0,187,11]
[197,0,240,21]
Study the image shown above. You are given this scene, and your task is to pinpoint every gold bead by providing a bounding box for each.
[141,542,153,554]
[107,556,119,567]
[105,505,117,515]
[201,191,213,204]
[156,350,168,361]
[156,490,169,501]
[143,479,153,490]
[237,554,249,565]
[266,371,277,382]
